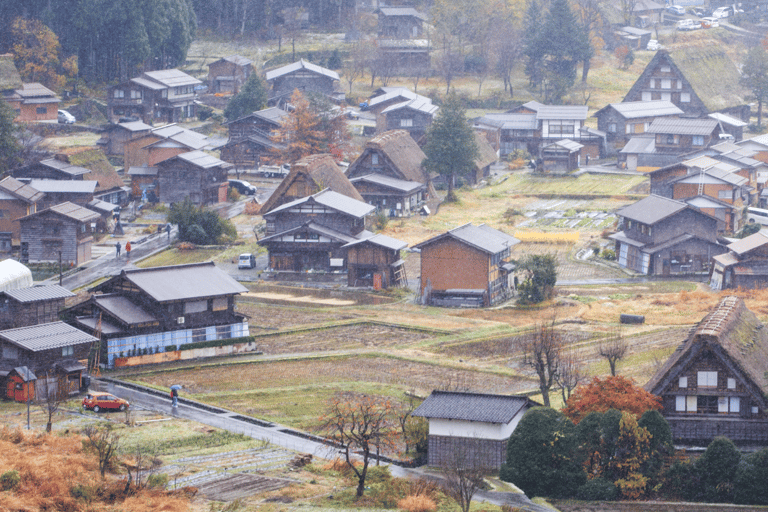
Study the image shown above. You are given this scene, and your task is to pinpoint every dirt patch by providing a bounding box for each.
[243,291,357,306]
[195,473,296,502]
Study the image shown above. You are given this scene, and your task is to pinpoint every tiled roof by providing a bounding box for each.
[0,321,97,352]
[413,390,532,424]
[2,285,74,303]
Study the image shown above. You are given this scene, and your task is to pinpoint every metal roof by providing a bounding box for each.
[708,112,747,128]
[143,69,202,88]
[130,77,166,90]
[86,198,119,214]
[381,96,438,115]
[342,233,408,251]
[368,87,419,107]
[0,177,44,203]
[727,231,768,256]
[175,150,230,169]
[620,135,656,154]
[260,221,359,244]
[29,179,97,194]
[413,223,519,255]
[117,120,153,131]
[349,174,423,193]
[16,82,57,98]
[476,113,537,131]
[117,262,247,303]
[598,100,683,119]
[2,285,74,303]
[648,117,719,135]
[252,107,290,124]
[48,202,101,222]
[413,390,531,424]
[615,195,688,224]
[0,321,97,352]
[94,294,157,325]
[127,165,158,176]
[543,139,583,152]
[214,55,253,66]
[268,189,376,219]
[38,158,90,177]
[150,125,209,149]
[74,316,123,335]
[535,105,588,120]
[265,59,339,82]
[377,7,427,19]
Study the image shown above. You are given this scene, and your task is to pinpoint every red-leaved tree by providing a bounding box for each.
[562,375,661,424]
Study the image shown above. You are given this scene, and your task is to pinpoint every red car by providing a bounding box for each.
[82,392,130,412]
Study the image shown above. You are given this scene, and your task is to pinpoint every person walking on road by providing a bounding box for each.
[170,385,180,407]
[125,241,131,260]
[115,241,121,258]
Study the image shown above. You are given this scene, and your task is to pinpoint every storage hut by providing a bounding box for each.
[343,234,408,289]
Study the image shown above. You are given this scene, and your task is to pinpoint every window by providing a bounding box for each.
[686,395,697,412]
[400,118,413,127]
[698,371,718,388]
[679,376,688,388]
[730,397,740,413]
[294,232,307,240]
[676,395,686,411]
[62,345,73,357]
[36,107,47,114]
[697,395,719,413]
[718,189,733,200]
[661,92,671,101]
[650,79,656,88]
[661,79,671,89]
[693,135,704,146]
[681,92,691,103]
[130,89,142,99]
[114,89,125,98]
[661,65,671,72]
[728,378,736,389]
[677,80,683,89]
[641,92,652,101]
[371,153,379,165]
[608,123,616,133]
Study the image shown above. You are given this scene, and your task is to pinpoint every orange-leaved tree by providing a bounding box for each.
[11,18,76,91]
[611,412,651,499]
[563,375,661,424]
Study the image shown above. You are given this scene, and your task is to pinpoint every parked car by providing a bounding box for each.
[712,6,730,17]
[691,7,707,16]
[82,392,129,412]
[57,110,75,124]
[747,207,768,226]
[667,4,686,14]
[238,253,256,269]
[701,16,720,27]
[228,179,257,195]
[676,18,694,29]
[647,39,662,50]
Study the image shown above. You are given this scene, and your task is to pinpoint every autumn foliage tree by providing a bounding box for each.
[563,375,661,424]
[11,18,76,91]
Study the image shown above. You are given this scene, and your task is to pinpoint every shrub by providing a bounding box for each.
[397,495,436,512]
[600,249,616,260]
[372,210,389,231]
[70,483,93,501]
[696,436,740,502]
[576,478,617,501]
[146,473,169,489]
[0,469,20,491]
[227,187,241,202]
[734,448,768,505]
[661,460,700,501]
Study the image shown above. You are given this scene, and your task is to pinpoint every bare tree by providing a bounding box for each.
[344,41,367,95]
[618,0,639,27]
[82,425,121,478]
[520,317,562,407]
[556,344,585,403]
[395,396,417,454]
[318,392,396,498]
[35,372,70,433]
[599,328,628,376]
[440,439,490,512]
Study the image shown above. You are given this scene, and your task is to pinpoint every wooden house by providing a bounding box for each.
[473,112,538,157]
[107,69,202,124]
[647,118,725,157]
[127,165,159,199]
[709,112,747,141]
[265,59,344,106]
[540,139,584,174]
[593,100,683,150]
[6,83,59,123]
[623,49,750,122]
[85,199,119,233]
[469,132,499,184]
[28,180,97,210]
[710,231,768,290]
[346,130,431,217]
[124,124,209,170]
[614,26,653,50]
[344,234,407,289]
[381,96,438,142]
[4,366,36,402]
[645,296,768,446]
[208,55,253,94]
[155,151,231,205]
[12,156,90,181]
[97,120,153,156]
[414,224,519,307]
[631,0,665,27]
[0,53,23,111]
[413,390,539,470]
[367,87,421,115]
[376,7,427,39]
[220,107,289,168]
[0,177,44,252]
[610,195,726,275]
[259,189,375,272]
[0,285,75,330]
[19,202,100,266]
[261,154,363,214]
[66,262,249,368]
[0,322,98,401]
[376,39,432,76]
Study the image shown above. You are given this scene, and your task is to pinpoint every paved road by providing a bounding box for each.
[93,377,552,512]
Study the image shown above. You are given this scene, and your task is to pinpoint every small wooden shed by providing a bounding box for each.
[343,234,408,289]
[4,366,36,402]
[540,139,584,174]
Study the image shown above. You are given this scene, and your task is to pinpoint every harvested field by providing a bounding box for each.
[436,330,596,360]
[254,323,438,354]
[237,303,358,330]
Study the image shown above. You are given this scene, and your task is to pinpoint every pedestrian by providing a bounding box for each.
[170,387,178,407]
[125,241,131,260]
[115,241,121,258]
[166,223,171,241]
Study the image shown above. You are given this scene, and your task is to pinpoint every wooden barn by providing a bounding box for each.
[0,177,44,252]
[19,202,99,266]
[710,231,768,290]
[540,139,584,174]
[645,296,768,446]
[0,285,74,330]
[155,151,231,205]
[414,224,519,307]
[208,55,253,94]
[344,234,408,289]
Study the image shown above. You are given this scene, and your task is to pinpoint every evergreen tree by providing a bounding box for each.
[741,46,768,127]
[540,0,591,101]
[224,72,267,121]
[0,100,21,175]
[421,93,478,201]
[523,0,546,91]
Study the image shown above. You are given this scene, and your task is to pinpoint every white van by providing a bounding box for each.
[747,207,768,226]
[238,253,256,269]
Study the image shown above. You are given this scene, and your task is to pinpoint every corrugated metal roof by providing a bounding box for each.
[727,231,768,256]
[616,195,687,224]
[120,262,247,303]
[368,88,419,107]
[413,390,531,424]
[413,223,519,254]
[94,294,157,325]
[130,77,166,90]
[343,233,408,251]
[603,100,683,119]
[86,198,119,214]
[648,117,719,135]
[381,96,438,115]
[265,59,339,82]
[117,120,153,131]
[2,285,74,303]
[143,69,202,88]
[174,150,229,169]
[74,316,123,335]
[544,139,583,152]
[620,135,656,154]
[350,174,423,192]
[150,125,208,149]
[29,179,97,194]
[127,165,158,176]
[535,105,588,120]
[38,158,90,177]
[0,321,97,352]
[477,113,537,131]
[268,189,375,218]
[0,177,44,203]
[47,202,101,222]
[708,112,747,128]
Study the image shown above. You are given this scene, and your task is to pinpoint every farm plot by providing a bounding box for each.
[496,172,647,196]
[253,323,437,354]
[237,302,358,330]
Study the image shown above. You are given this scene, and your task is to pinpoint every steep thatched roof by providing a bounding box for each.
[645,296,768,408]
[668,47,747,113]
[260,154,362,213]
[348,130,428,183]
[474,132,497,170]
[0,54,22,91]
[67,149,125,193]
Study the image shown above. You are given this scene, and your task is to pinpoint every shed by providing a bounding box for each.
[0,285,75,329]
[413,390,539,469]
[5,366,36,402]
[540,139,584,174]
[343,234,408,289]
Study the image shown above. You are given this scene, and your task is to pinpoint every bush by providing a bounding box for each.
[197,105,214,121]
[600,249,616,260]
[696,436,740,502]
[661,460,700,501]
[576,478,617,501]
[398,495,436,512]
[227,186,241,202]
[0,469,20,491]
[70,483,93,501]
[734,448,768,505]
[373,210,388,231]
[146,473,169,489]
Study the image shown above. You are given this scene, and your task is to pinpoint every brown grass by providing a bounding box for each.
[398,494,437,512]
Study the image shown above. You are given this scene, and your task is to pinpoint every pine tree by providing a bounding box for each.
[741,46,768,127]
[422,93,478,201]
[224,72,268,121]
[0,100,21,175]
[523,0,546,91]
